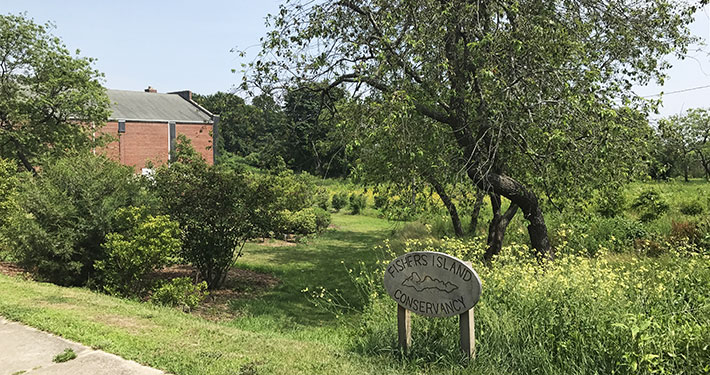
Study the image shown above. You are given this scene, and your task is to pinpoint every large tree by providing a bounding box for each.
[246,0,693,259]
[658,108,710,180]
[0,13,109,173]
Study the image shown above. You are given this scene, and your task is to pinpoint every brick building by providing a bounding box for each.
[100,87,218,173]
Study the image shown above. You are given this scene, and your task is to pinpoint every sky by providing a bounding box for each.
[1,0,283,95]
[2,1,710,118]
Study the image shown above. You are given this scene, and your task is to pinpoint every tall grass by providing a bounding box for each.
[340,238,710,374]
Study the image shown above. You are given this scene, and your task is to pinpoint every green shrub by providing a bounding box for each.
[275,207,331,236]
[154,136,274,289]
[631,189,669,222]
[150,277,208,311]
[243,170,318,236]
[94,206,182,297]
[311,207,331,232]
[349,193,366,215]
[679,200,703,215]
[331,192,348,212]
[284,209,318,235]
[373,193,388,209]
[595,188,626,218]
[315,188,330,211]
[1,154,150,286]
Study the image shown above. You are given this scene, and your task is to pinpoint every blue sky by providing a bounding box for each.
[2,0,282,95]
[2,1,710,118]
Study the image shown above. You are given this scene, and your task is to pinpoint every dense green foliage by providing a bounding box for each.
[194,88,351,177]
[631,190,671,223]
[248,0,697,258]
[654,108,710,180]
[349,193,367,215]
[151,136,330,289]
[1,153,149,286]
[0,158,20,254]
[277,207,331,236]
[0,14,110,173]
[332,192,348,212]
[150,277,208,311]
[95,206,182,297]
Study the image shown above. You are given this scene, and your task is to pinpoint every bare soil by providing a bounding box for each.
[0,262,28,278]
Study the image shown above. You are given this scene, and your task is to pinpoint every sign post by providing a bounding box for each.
[384,251,481,359]
[397,304,411,352]
[459,306,475,357]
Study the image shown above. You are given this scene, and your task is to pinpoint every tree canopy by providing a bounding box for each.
[248,0,696,259]
[0,13,109,173]
[657,108,710,180]
[195,87,351,177]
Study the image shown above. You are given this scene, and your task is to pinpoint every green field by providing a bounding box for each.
[1,183,709,375]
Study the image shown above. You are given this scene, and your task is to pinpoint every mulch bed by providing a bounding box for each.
[0,261,28,277]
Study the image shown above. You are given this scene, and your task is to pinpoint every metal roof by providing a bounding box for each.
[107,89,213,123]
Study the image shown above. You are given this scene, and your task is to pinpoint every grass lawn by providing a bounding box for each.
[0,213,405,375]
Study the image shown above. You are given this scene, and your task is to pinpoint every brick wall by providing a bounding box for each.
[176,123,214,165]
[99,121,213,173]
[98,122,120,161]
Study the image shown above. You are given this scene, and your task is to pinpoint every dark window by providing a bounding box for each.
[169,121,176,160]
[118,120,126,133]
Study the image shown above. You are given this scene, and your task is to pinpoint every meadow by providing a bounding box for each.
[0,181,709,374]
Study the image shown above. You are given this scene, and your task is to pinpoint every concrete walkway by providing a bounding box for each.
[0,318,165,375]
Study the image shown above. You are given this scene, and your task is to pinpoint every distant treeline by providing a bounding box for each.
[194,87,351,178]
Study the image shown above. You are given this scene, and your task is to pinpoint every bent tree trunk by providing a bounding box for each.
[427,177,464,237]
[485,193,518,262]
[468,171,552,260]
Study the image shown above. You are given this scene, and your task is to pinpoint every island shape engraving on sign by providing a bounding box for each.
[384,251,482,318]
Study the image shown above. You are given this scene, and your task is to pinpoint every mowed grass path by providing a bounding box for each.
[0,213,402,375]
[232,213,392,328]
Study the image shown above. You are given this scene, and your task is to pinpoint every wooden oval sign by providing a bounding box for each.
[384,251,481,318]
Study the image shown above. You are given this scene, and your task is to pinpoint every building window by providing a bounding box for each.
[118,119,126,133]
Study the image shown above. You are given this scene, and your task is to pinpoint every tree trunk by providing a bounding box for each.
[428,177,464,237]
[697,152,710,181]
[469,172,552,260]
[11,139,37,176]
[469,188,484,235]
[484,193,518,262]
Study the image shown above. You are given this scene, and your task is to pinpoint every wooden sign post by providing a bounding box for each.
[459,306,475,357]
[384,252,481,359]
[397,305,411,351]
